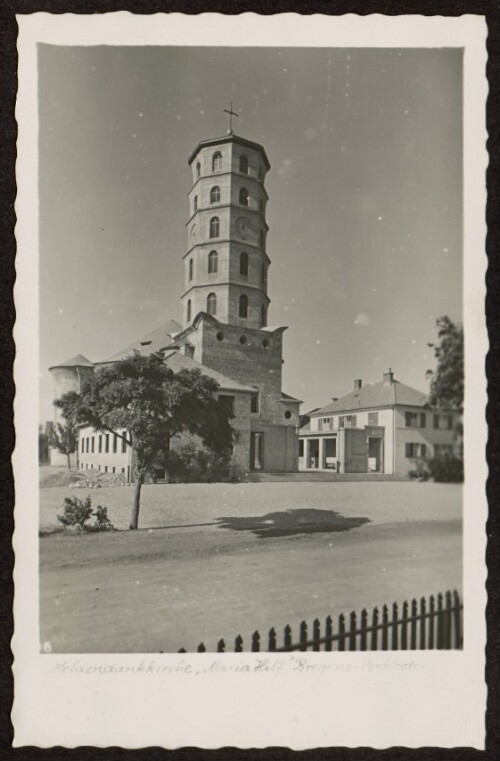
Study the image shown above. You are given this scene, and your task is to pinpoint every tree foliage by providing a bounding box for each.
[49,421,78,469]
[426,316,464,412]
[55,352,235,529]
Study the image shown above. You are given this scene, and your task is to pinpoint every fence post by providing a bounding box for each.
[217,639,225,653]
[284,624,292,651]
[391,602,399,650]
[419,597,427,649]
[437,593,444,649]
[251,630,260,652]
[299,621,308,652]
[313,618,321,652]
[197,643,206,653]
[268,628,276,652]
[235,635,243,653]
[360,609,368,651]
[410,599,418,650]
[445,591,453,649]
[325,615,333,652]
[338,614,346,652]
[401,600,408,650]
[382,605,389,651]
[349,611,357,651]
[429,595,435,649]
[453,590,462,648]
[370,607,379,651]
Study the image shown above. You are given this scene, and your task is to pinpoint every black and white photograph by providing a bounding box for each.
[13,12,488,749]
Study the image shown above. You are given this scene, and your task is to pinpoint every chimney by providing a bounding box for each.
[383,368,394,385]
[354,379,362,391]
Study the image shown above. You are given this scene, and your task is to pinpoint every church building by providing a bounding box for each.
[49,128,302,478]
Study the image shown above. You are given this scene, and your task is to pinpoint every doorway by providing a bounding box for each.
[368,437,382,472]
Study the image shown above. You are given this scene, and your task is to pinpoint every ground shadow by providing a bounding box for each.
[215,508,370,538]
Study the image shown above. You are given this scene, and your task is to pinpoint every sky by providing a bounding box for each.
[38,45,462,421]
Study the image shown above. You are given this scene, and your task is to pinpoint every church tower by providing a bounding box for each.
[182,132,270,330]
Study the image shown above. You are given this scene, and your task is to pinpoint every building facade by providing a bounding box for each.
[299,370,459,477]
[49,131,301,478]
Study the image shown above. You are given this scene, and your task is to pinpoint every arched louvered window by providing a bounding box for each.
[240,252,249,276]
[208,250,218,274]
[209,217,220,238]
[212,152,222,171]
[261,303,267,327]
[239,155,249,174]
[239,187,249,207]
[207,293,217,316]
[188,259,193,281]
[187,299,192,322]
[210,186,220,204]
[239,294,248,319]
[196,162,201,178]
[193,195,198,212]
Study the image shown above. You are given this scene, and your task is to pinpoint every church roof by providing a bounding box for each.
[162,351,256,394]
[97,319,182,364]
[187,133,270,170]
[281,392,303,404]
[311,379,429,416]
[49,353,94,370]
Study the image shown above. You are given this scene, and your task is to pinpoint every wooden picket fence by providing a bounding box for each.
[178,590,463,653]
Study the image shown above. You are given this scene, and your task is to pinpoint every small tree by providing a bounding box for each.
[56,352,234,530]
[426,316,464,412]
[48,420,78,470]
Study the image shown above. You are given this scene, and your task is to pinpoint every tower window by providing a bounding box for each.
[207,293,217,316]
[187,299,192,322]
[209,217,220,238]
[210,186,220,204]
[239,187,249,207]
[240,252,249,276]
[261,303,267,327]
[212,152,222,171]
[189,259,193,281]
[250,392,259,413]
[262,263,267,290]
[260,229,265,247]
[239,155,249,174]
[196,161,201,178]
[208,250,218,274]
[194,195,198,212]
[239,294,248,319]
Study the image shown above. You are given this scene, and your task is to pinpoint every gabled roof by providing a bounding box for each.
[187,133,270,170]
[49,353,94,370]
[162,351,256,394]
[281,391,303,404]
[97,319,182,364]
[311,379,429,417]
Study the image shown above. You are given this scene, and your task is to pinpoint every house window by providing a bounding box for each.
[196,161,201,178]
[212,152,222,171]
[239,294,248,318]
[104,466,108,473]
[193,195,198,212]
[207,293,217,315]
[368,412,379,426]
[210,186,220,204]
[405,412,426,428]
[261,303,267,327]
[105,434,110,453]
[188,259,193,281]
[98,435,102,453]
[406,443,427,458]
[113,434,117,453]
[239,154,249,174]
[121,434,127,453]
[81,438,84,453]
[319,417,333,431]
[240,252,248,276]
[187,299,192,322]
[91,436,95,453]
[299,440,304,457]
[219,395,235,417]
[208,250,218,274]
[434,414,453,430]
[250,392,259,413]
[339,415,357,429]
[239,187,249,206]
[209,217,219,238]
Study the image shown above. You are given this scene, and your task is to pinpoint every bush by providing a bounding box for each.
[408,457,430,481]
[428,454,464,483]
[165,443,231,483]
[57,496,115,532]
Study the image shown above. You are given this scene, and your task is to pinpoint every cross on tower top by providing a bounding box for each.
[223,101,239,134]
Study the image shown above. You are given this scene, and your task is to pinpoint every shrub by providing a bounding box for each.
[57,496,115,532]
[428,454,464,483]
[165,443,231,483]
[408,457,430,481]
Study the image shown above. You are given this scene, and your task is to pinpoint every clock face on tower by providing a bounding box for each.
[236,216,253,241]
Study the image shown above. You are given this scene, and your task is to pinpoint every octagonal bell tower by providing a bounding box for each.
[182,130,271,330]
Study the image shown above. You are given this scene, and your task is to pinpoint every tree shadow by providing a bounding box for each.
[215,508,370,538]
